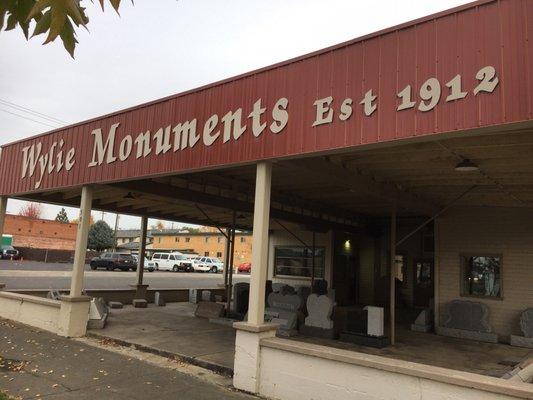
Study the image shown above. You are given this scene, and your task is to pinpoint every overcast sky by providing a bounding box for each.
[0,0,471,229]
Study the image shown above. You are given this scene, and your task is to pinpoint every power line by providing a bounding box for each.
[0,108,60,129]
[0,98,68,125]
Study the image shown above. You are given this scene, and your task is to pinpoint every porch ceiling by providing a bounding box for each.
[16,128,533,231]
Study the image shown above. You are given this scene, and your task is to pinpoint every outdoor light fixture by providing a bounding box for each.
[454,159,479,172]
[123,192,135,199]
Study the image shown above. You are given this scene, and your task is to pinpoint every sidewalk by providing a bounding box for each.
[88,302,236,375]
[0,319,255,400]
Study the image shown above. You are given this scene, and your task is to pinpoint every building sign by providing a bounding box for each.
[1,0,530,196]
[19,66,499,190]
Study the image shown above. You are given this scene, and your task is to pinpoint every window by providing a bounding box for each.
[204,252,209,256]
[216,251,222,258]
[240,237,246,243]
[274,246,325,278]
[160,254,169,260]
[169,255,175,261]
[185,237,190,243]
[175,237,178,242]
[152,254,161,260]
[217,237,222,243]
[205,237,209,243]
[461,255,502,298]
[158,238,161,243]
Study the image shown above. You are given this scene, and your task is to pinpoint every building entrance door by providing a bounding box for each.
[413,259,434,308]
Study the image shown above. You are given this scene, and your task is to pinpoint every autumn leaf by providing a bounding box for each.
[1,0,131,57]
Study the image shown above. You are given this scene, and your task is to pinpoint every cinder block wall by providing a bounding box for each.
[436,207,533,340]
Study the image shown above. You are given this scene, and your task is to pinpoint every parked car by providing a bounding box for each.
[192,256,224,273]
[237,262,251,273]
[131,255,155,272]
[0,245,20,260]
[90,252,136,271]
[147,252,193,272]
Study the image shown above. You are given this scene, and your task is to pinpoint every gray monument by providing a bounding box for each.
[510,308,533,349]
[436,300,498,343]
[87,297,109,329]
[300,294,336,339]
[411,308,432,332]
[264,292,303,336]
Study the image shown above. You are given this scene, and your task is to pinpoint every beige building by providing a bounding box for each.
[151,229,252,266]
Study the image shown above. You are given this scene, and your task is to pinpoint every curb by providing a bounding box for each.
[86,332,234,377]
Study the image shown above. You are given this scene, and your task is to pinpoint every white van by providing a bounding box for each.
[148,252,194,272]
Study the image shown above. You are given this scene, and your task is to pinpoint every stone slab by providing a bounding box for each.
[411,323,432,333]
[195,301,225,319]
[133,299,148,308]
[201,290,213,302]
[510,335,533,349]
[87,313,108,329]
[109,301,123,309]
[519,308,533,338]
[436,326,498,343]
[268,292,302,311]
[300,324,337,339]
[339,331,390,348]
[189,289,199,304]
[442,300,492,333]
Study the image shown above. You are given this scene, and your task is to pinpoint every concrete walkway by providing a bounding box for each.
[89,303,236,375]
[0,319,254,400]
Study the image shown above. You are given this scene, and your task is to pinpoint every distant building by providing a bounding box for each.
[151,229,252,265]
[3,214,77,251]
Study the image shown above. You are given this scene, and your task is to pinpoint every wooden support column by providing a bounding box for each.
[389,206,397,345]
[136,216,148,286]
[247,161,272,326]
[70,186,93,297]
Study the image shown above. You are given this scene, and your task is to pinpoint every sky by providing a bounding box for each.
[0,0,472,229]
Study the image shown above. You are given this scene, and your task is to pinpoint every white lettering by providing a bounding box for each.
[119,135,133,161]
[203,114,220,146]
[339,98,353,121]
[360,90,377,116]
[312,96,334,126]
[173,119,199,151]
[222,108,246,142]
[65,148,75,171]
[134,131,152,159]
[248,98,266,137]
[154,125,172,155]
[21,143,41,179]
[270,97,289,134]
[88,123,120,167]
[47,142,57,173]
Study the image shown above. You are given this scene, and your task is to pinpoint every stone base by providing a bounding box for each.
[339,331,390,348]
[300,324,337,339]
[411,323,432,333]
[195,301,225,318]
[109,301,123,309]
[87,312,108,329]
[133,299,148,308]
[510,335,533,349]
[129,284,149,299]
[436,326,498,343]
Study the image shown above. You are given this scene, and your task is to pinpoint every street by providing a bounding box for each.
[0,260,250,290]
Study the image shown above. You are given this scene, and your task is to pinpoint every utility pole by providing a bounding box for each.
[113,213,120,252]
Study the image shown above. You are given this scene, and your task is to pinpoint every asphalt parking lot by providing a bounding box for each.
[0,260,249,290]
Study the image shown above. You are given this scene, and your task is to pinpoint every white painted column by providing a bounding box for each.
[70,186,93,297]
[58,186,92,337]
[0,196,7,290]
[233,162,277,394]
[247,161,272,326]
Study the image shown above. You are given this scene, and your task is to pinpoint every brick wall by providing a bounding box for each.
[436,207,533,340]
[3,214,77,251]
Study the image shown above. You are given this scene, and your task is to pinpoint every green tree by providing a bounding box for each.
[55,207,69,223]
[87,220,114,251]
[0,0,128,57]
